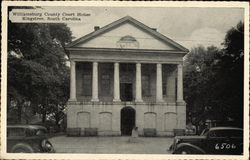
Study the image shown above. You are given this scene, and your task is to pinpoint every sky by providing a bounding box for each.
[47,6,244,50]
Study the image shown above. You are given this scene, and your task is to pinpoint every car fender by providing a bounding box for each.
[174,143,206,154]
[11,143,35,153]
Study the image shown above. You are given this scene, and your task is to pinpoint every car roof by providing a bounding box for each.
[7,124,47,130]
[209,127,243,131]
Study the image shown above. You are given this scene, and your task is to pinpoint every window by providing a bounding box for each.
[25,128,47,136]
[8,128,26,137]
[142,75,150,96]
[101,74,111,95]
[163,82,167,95]
[83,74,92,96]
[209,129,243,138]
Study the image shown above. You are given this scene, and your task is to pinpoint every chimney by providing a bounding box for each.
[151,28,157,31]
[94,26,100,31]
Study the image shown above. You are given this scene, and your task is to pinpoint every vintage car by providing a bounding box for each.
[171,127,243,155]
[7,124,55,153]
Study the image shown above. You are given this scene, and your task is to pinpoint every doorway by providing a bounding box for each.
[121,107,136,136]
[120,83,133,101]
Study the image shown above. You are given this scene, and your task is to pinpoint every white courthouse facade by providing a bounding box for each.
[65,16,189,136]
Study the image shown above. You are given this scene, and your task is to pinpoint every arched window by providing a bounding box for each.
[117,35,139,49]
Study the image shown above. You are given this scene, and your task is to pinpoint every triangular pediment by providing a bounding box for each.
[66,16,189,52]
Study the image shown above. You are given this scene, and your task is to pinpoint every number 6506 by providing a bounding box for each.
[215,143,236,150]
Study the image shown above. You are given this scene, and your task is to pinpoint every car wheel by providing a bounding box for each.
[11,144,34,153]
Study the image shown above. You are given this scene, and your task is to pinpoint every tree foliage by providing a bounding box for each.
[216,21,244,126]
[7,7,73,126]
[184,21,244,127]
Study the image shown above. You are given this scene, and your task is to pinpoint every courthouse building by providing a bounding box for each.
[65,16,189,136]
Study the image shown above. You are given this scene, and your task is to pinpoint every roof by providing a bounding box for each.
[8,124,47,130]
[209,127,243,131]
[66,16,189,52]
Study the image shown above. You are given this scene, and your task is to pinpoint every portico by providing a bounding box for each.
[65,16,188,136]
[69,61,184,104]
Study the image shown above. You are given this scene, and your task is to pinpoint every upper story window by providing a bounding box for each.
[142,75,151,96]
[82,74,92,96]
[163,82,167,96]
[101,74,111,96]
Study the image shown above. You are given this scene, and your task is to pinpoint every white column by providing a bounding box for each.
[113,62,120,102]
[69,61,76,101]
[91,62,99,102]
[177,64,184,102]
[135,63,143,102]
[156,63,163,102]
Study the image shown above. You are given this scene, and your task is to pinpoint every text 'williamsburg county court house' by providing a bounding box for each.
[65,16,189,137]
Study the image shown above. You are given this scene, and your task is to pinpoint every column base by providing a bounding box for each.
[113,99,121,102]
[91,98,99,102]
[177,100,186,105]
[68,98,77,102]
[135,99,143,103]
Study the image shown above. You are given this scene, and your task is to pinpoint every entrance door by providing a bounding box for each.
[120,83,133,101]
[121,107,135,136]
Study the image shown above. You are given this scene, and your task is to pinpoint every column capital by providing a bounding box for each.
[177,63,183,68]
[157,63,162,67]
[70,60,76,67]
[114,62,119,66]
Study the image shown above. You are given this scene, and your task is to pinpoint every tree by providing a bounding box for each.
[184,45,223,124]
[7,7,72,126]
[214,21,244,127]
[184,21,244,128]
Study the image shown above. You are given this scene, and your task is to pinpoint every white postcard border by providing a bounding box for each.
[1,1,249,160]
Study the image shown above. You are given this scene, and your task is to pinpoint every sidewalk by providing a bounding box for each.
[49,136,173,154]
